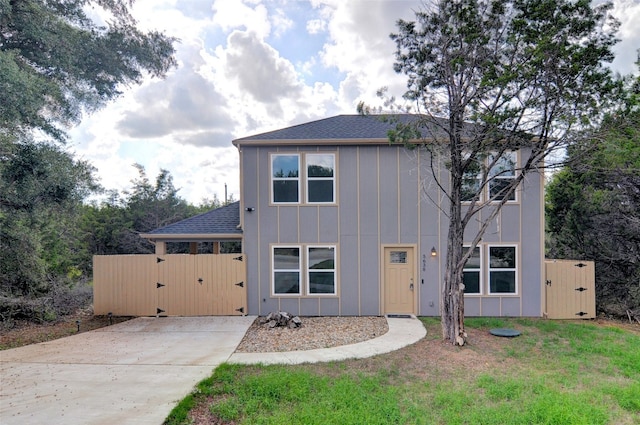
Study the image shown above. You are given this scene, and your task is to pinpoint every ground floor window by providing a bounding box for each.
[307,246,336,294]
[488,245,517,294]
[463,244,517,296]
[272,245,336,296]
[462,246,482,294]
[273,247,301,294]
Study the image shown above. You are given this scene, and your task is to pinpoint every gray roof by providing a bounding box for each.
[142,201,241,239]
[233,114,454,144]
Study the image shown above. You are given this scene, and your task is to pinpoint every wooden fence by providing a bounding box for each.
[545,259,596,319]
[93,254,247,316]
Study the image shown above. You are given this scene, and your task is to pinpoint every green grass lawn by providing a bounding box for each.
[165,318,640,425]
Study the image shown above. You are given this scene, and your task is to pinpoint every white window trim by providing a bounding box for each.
[306,245,337,296]
[272,245,302,296]
[462,245,483,295]
[271,244,338,297]
[270,152,337,206]
[461,153,483,203]
[305,153,336,204]
[487,244,518,295]
[461,151,519,204]
[271,153,301,204]
[488,151,518,203]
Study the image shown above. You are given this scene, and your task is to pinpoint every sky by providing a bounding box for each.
[68,0,640,205]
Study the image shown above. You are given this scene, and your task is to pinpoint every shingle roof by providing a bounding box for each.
[233,114,452,144]
[142,201,242,239]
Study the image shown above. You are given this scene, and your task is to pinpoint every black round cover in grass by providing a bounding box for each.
[489,328,521,337]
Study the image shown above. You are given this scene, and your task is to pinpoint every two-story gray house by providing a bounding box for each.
[229,114,544,318]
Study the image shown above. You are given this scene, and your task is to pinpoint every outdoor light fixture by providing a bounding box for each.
[431,247,437,257]
[245,207,255,212]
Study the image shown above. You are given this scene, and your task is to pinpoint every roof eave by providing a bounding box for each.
[140,233,243,242]
[232,137,432,147]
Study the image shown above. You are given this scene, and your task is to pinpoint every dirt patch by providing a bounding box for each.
[594,317,640,335]
[315,324,519,384]
[188,396,236,425]
[0,310,132,350]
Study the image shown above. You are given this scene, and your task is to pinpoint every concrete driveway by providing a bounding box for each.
[0,316,255,425]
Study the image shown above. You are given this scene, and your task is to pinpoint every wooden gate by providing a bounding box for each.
[544,260,596,319]
[93,254,247,316]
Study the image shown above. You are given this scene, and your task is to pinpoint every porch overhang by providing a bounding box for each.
[140,233,243,243]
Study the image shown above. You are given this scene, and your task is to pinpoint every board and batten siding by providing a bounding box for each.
[239,144,544,317]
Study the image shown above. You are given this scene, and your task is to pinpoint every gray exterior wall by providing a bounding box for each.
[240,143,544,317]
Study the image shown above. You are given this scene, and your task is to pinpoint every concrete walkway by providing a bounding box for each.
[0,316,255,425]
[0,315,426,425]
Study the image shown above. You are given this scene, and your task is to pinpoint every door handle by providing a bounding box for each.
[410,278,414,291]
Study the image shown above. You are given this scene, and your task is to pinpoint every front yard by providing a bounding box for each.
[166,317,639,425]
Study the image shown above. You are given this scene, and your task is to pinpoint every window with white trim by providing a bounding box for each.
[489,152,517,201]
[462,245,482,294]
[271,153,336,204]
[272,245,337,296]
[272,154,300,203]
[306,154,335,203]
[461,156,483,202]
[488,245,517,294]
[272,247,301,295]
[307,246,336,294]
[461,151,518,203]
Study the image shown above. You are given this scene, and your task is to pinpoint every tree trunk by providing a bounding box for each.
[441,201,467,346]
[441,113,467,346]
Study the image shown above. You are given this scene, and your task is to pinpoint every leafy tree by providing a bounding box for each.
[78,165,199,264]
[0,141,98,295]
[384,0,621,344]
[121,164,195,253]
[0,0,176,320]
[0,0,176,141]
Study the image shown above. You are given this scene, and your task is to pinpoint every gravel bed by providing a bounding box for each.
[235,316,389,353]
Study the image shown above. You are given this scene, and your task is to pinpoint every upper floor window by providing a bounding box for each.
[271,153,335,204]
[306,154,335,203]
[272,154,300,203]
[461,156,483,202]
[461,151,518,203]
[488,152,517,201]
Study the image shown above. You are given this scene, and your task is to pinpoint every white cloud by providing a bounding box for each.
[317,1,416,109]
[116,43,233,147]
[223,30,303,105]
[271,7,294,37]
[69,0,639,206]
[299,55,314,74]
[306,18,326,34]
[68,104,146,200]
[212,0,271,39]
[610,0,640,75]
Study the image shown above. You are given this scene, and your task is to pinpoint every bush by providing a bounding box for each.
[0,279,93,325]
